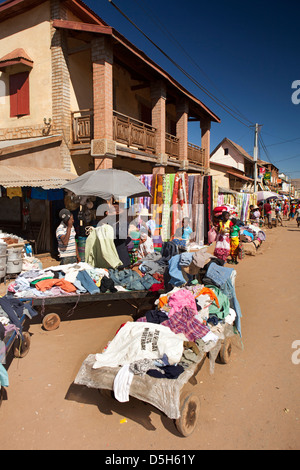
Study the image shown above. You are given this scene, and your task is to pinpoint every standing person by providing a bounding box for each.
[283,201,289,219]
[228,218,241,264]
[290,203,296,219]
[214,211,231,262]
[296,204,300,228]
[263,200,272,229]
[275,202,283,226]
[56,209,80,265]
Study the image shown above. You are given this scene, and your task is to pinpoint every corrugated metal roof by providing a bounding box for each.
[0,166,77,189]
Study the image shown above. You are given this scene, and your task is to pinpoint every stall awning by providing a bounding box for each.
[227,170,254,182]
[0,166,77,190]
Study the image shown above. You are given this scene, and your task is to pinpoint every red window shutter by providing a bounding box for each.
[9,72,30,117]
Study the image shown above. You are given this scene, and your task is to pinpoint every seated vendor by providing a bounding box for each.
[136,228,154,261]
[172,217,194,241]
[129,207,156,237]
[249,205,260,224]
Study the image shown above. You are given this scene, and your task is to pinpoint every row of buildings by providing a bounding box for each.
[0,0,298,252]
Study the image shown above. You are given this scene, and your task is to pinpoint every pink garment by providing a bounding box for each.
[168,289,198,318]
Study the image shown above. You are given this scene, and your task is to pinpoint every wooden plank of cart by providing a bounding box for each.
[20,290,163,331]
[73,324,238,437]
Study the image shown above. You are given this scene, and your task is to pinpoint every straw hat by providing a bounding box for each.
[137,208,153,217]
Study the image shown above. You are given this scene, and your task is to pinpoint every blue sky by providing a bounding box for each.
[87,0,300,178]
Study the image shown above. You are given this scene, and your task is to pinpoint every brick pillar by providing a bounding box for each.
[91,36,114,170]
[50,0,71,171]
[176,97,189,164]
[200,119,211,172]
[151,80,167,157]
[151,80,167,174]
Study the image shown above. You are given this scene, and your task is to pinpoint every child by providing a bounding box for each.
[229,217,240,264]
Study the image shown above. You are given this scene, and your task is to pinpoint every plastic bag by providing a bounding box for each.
[207,226,217,244]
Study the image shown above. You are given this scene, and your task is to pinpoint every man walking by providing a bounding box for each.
[263,200,272,229]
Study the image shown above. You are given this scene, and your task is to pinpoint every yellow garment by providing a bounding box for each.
[7,187,22,199]
[219,219,231,234]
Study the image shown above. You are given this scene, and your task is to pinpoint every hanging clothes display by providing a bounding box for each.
[127,171,212,245]
[203,175,213,244]
[151,174,164,237]
[161,174,175,242]
[191,174,204,245]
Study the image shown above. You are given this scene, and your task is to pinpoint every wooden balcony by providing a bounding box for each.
[71,109,206,167]
[165,133,179,160]
[113,111,156,154]
[71,109,93,144]
[188,142,205,166]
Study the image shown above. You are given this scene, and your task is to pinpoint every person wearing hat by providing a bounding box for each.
[249,205,260,225]
[129,207,156,237]
[56,209,80,265]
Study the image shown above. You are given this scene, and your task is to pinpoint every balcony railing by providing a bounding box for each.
[165,133,179,160]
[71,109,206,167]
[113,111,156,154]
[71,109,93,144]
[188,142,205,167]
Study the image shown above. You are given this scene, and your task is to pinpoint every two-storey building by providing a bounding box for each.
[0,0,220,250]
[0,0,220,178]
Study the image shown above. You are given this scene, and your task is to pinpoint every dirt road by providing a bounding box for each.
[0,220,299,450]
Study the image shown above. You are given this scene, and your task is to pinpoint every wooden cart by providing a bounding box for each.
[74,326,237,437]
[21,290,162,331]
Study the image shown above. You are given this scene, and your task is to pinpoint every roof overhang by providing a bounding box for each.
[0,135,62,157]
[227,170,254,182]
[0,47,34,71]
[0,165,77,189]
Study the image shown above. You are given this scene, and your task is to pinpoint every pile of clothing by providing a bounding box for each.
[90,260,241,403]
[7,263,119,299]
[239,224,266,256]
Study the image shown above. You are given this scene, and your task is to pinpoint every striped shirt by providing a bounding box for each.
[56,222,77,258]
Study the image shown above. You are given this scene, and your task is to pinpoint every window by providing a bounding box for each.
[9,71,30,117]
[224,148,229,155]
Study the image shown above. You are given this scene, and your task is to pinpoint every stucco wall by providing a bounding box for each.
[209,166,230,188]
[0,2,52,130]
[210,143,245,172]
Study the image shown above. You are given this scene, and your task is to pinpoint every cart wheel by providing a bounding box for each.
[219,337,233,364]
[14,332,31,358]
[175,393,200,437]
[42,313,61,331]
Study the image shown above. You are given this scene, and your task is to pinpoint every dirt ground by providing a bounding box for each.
[0,219,299,450]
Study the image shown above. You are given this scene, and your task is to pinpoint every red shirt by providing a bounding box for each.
[263,202,272,214]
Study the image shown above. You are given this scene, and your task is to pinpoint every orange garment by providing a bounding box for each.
[158,295,169,309]
[196,287,220,308]
[35,278,77,293]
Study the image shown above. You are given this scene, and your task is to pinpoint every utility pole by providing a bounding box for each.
[253,123,259,193]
